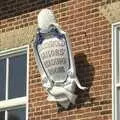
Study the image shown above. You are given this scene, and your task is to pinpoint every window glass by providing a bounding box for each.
[8,108,26,120]
[0,111,5,120]
[0,47,28,120]
[0,59,6,101]
[117,87,120,119]
[8,54,27,99]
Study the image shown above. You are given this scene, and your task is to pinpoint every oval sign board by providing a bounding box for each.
[37,34,70,84]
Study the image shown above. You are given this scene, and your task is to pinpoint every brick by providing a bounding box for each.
[0,0,113,120]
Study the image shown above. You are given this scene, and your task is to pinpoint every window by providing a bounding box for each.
[112,23,120,120]
[0,46,29,120]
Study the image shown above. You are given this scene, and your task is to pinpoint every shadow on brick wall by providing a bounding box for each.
[75,53,94,108]
[57,53,94,112]
[0,0,69,20]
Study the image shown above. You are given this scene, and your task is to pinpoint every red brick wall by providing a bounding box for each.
[0,0,112,120]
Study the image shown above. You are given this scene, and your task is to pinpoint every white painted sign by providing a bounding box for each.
[38,36,70,84]
[33,9,87,109]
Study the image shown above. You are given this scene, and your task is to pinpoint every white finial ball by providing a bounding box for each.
[38,9,56,33]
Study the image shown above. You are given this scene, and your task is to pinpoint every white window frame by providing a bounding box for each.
[112,22,120,120]
[0,45,29,120]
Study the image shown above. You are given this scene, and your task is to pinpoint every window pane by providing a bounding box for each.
[8,54,27,99]
[117,87,120,119]
[8,107,26,120]
[116,29,120,83]
[0,111,5,120]
[0,59,6,101]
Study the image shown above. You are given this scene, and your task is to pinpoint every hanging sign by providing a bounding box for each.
[33,9,87,109]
